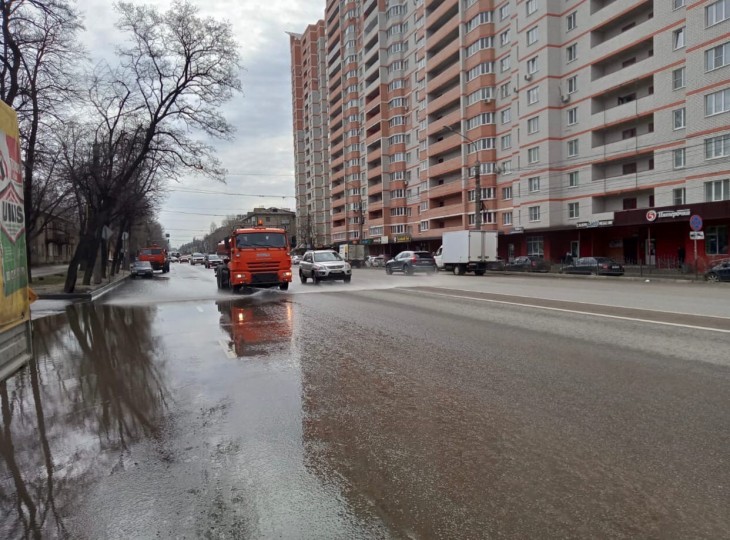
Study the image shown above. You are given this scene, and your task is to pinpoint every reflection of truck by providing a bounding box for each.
[338,244,365,267]
[0,101,32,380]
[137,244,169,272]
[216,224,292,292]
[217,298,294,357]
[438,230,498,276]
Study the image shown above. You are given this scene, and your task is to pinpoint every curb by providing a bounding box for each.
[36,275,129,301]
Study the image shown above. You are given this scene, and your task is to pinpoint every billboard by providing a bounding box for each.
[0,101,29,334]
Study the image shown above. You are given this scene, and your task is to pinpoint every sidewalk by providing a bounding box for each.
[31,265,129,300]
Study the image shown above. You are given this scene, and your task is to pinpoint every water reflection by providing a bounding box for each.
[216,298,294,358]
[0,303,169,539]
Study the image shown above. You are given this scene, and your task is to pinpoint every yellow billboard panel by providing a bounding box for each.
[0,101,29,333]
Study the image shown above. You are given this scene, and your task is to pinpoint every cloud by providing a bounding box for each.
[77,0,324,247]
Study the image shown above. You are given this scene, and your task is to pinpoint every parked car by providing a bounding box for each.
[385,251,437,275]
[563,257,625,276]
[291,255,301,265]
[505,255,551,273]
[299,250,352,284]
[705,259,730,282]
[190,252,205,265]
[205,254,223,269]
[365,255,385,268]
[130,260,154,279]
[169,255,179,263]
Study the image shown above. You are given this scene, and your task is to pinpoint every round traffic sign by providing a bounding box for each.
[690,214,703,232]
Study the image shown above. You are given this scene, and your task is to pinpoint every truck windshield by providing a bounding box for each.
[236,233,287,248]
[140,249,162,255]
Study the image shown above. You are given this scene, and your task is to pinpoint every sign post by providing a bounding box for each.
[689,215,703,280]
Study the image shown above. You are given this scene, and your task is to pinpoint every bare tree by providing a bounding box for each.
[61,0,241,292]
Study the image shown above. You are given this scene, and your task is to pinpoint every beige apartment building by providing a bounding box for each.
[289,22,332,249]
[293,0,730,267]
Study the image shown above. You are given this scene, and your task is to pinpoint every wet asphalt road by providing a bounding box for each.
[2,263,729,539]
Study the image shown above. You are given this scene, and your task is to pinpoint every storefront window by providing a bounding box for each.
[706,225,728,255]
[527,236,544,256]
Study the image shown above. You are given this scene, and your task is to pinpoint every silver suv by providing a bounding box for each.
[299,250,352,284]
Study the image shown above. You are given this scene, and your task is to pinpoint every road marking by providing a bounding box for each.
[219,339,236,359]
[401,289,730,335]
[196,306,204,313]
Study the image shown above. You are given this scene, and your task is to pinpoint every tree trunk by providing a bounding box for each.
[111,225,126,275]
[63,239,86,293]
[83,233,101,286]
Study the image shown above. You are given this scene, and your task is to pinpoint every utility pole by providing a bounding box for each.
[446,125,482,230]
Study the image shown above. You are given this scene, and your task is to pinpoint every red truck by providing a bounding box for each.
[137,244,170,273]
[216,224,292,292]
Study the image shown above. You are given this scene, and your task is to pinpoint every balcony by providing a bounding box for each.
[428,109,461,137]
[428,133,461,157]
[428,155,462,178]
[428,22,460,63]
[591,38,653,84]
[427,63,461,95]
[425,203,465,220]
[428,178,463,198]
[428,90,460,116]
[426,0,458,33]
[591,0,653,49]
[595,132,655,160]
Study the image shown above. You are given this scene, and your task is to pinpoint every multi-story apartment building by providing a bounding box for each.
[239,207,297,247]
[289,22,331,249]
[293,0,730,267]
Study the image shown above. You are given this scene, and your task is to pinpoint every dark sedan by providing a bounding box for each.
[705,259,730,282]
[385,251,437,275]
[130,260,154,279]
[505,255,551,273]
[563,257,624,276]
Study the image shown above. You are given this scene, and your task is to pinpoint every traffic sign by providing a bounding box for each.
[690,214,703,231]
[689,231,704,240]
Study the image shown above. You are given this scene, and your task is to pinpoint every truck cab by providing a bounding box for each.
[137,245,169,273]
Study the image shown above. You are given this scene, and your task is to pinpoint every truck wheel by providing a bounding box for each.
[279,282,289,291]
[474,269,485,276]
[455,265,466,276]
[300,270,307,284]
[232,285,241,293]
[163,264,170,273]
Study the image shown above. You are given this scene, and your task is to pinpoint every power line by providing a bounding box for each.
[167,187,295,197]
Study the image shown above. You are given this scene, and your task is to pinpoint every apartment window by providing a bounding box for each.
[528,206,541,222]
[567,139,579,157]
[527,147,540,164]
[705,179,730,201]
[499,4,510,21]
[706,0,729,26]
[466,62,495,81]
[673,0,685,8]
[390,225,407,234]
[673,27,685,50]
[673,108,686,129]
[527,87,539,104]
[673,188,686,205]
[466,11,493,33]
[501,108,511,124]
[623,163,637,175]
[672,67,686,90]
[500,29,511,46]
[623,197,637,209]
[391,189,405,198]
[502,212,513,226]
[467,37,495,56]
[567,75,578,94]
[389,116,406,127]
[706,88,730,116]
[466,112,495,130]
[501,134,512,150]
[706,42,730,71]
[500,82,510,99]
[622,128,637,139]
[500,56,511,72]
[468,211,497,225]
[466,87,495,105]
[419,220,429,232]
[566,43,577,63]
[568,202,579,219]
[502,160,513,174]
[705,134,730,159]
[527,116,539,134]
[502,186,513,200]
[527,56,538,74]
[566,11,577,30]
[468,187,496,201]
[526,0,538,16]
[567,107,578,125]
[527,27,539,46]
[673,148,686,168]
[528,176,540,192]
[467,137,496,153]
[706,226,728,255]
[568,171,579,188]
[527,236,544,256]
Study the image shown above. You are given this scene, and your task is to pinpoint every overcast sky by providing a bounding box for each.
[78,0,325,248]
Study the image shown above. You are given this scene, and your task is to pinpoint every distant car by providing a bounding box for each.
[299,250,352,284]
[190,252,205,265]
[563,257,624,276]
[169,255,179,263]
[385,251,437,275]
[291,255,301,265]
[366,255,385,268]
[180,254,190,263]
[205,254,223,268]
[505,255,551,273]
[705,259,730,282]
[130,260,154,279]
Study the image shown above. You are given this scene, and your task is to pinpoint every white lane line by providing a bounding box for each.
[401,289,730,335]
[417,286,730,321]
[196,306,204,313]
[218,339,236,359]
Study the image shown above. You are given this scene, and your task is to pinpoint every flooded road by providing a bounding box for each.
[2,263,729,538]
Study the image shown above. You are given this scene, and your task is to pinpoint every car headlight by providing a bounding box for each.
[344,263,351,270]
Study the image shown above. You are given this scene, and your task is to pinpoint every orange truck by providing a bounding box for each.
[137,244,169,273]
[216,224,292,292]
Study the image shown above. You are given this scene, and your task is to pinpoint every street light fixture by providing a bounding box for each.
[445,125,483,231]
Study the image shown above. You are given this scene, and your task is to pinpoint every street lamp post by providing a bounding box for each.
[446,125,482,231]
